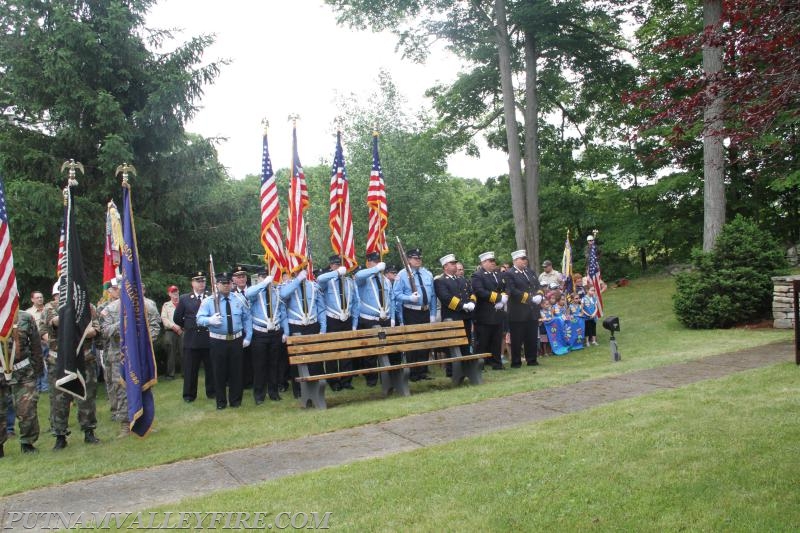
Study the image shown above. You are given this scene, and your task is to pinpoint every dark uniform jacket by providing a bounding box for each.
[434,274,475,322]
[173,292,210,350]
[471,268,506,325]
[503,266,542,322]
[2,311,44,383]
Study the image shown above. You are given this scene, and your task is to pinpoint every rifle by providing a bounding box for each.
[395,236,417,293]
[208,254,220,314]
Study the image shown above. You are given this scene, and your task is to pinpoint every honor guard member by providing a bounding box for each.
[503,249,544,367]
[316,255,360,391]
[52,301,103,446]
[279,268,327,398]
[434,254,476,375]
[231,265,253,390]
[173,271,214,403]
[471,251,507,370]
[245,267,288,403]
[197,272,252,410]
[355,252,396,386]
[0,311,45,456]
[393,247,437,381]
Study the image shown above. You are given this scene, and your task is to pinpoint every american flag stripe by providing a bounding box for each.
[56,216,66,278]
[286,126,309,273]
[0,176,19,340]
[366,133,388,255]
[260,133,288,277]
[588,240,604,317]
[329,132,356,271]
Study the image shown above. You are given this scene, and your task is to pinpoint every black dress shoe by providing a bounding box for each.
[230,403,241,408]
[527,361,539,366]
[216,405,226,410]
[420,375,434,381]
[255,399,264,405]
[492,365,505,370]
[163,375,175,381]
[0,444,4,458]
[342,383,354,390]
[21,443,38,454]
[409,375,421,382]
[183,397,195,403]
[279,383,289,393]
[331,383,342,392]
[269,393,282,401]
[510,364,521,369]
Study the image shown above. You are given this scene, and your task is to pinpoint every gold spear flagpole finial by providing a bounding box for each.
[115,163,137,186]
[373,123,379,137]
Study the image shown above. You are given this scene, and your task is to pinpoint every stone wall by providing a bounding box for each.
[772,275,800,329]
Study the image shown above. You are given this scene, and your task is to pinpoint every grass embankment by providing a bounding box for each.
[139,363,799,531]
[2,275,792,496]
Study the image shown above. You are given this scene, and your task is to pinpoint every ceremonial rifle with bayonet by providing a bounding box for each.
[208,254,220,314]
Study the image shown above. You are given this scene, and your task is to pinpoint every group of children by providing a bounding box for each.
[539,279,601,355]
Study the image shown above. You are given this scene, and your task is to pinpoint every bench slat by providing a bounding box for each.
[295,353,489,382]
[286,321,464,346]
[289,336,470,365]
[287,328,467,355]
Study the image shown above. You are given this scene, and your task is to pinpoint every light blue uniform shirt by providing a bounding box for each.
[245,281,289,336]
[279,277,327,333]
[197,293,252,343]
[393,267,437,324]
[354,265,395,327]
[316,270,360,328]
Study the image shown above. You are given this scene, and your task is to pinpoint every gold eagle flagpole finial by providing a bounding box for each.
[115,163,137,187]
[60,159,84,205]
[261,118,269,135]
[287,113,300,126]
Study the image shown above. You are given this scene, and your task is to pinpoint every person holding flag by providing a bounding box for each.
[562,231,574,295]
[586,232,606,317]
[354,252,395,387]
[366,130,388,258]
[259,123,289,278]
[316,256,359,391]
[0,175,45,457]
[245,267,288,403]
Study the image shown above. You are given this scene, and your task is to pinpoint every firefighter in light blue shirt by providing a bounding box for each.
[197,272,252,410]
[245,267,289,403]
[392,247,437,381]
[316,255,360,390]
[279,268,326,397]
[355,252,397,386]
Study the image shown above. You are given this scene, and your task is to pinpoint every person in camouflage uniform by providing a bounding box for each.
[96,281,120,421]
[43,294,102,450]
[100,283,159,436]
[0,310,45,456]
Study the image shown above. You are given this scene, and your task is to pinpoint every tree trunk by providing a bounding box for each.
[523,32,541,268]
[494,0,527,251]
[702,0,725,251]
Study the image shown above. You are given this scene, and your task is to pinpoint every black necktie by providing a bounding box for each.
[416,271,428,306]
[266,287,273,318]
[224,297,233,335]
[375,275,385,307]
[339,277,346,310]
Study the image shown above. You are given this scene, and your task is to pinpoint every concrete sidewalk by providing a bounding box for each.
[0,343,793,528]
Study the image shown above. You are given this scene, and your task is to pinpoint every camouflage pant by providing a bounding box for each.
[47,353,98,436]
[0,369,40,446]
[104,347,128,423]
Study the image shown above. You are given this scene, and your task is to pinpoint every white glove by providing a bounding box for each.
[463,302,475,312]
[501,293,508,305]
[337,266,347,276]
[258,275,273,287]
[208,313,222,326]
[494,302,504,310]
[242,339,251,348]
[532,294,543,305]
[408,292,419,303]
[376,262,386,272]
[297,269,307,281]
[390,319,396,327]
[281,335,287,343]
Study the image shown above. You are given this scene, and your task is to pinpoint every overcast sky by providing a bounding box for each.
[145,0,508,181]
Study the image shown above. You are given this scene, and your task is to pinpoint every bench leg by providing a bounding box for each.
[449,347,484,386]
[378,355,410,397]
[297,364,327,409]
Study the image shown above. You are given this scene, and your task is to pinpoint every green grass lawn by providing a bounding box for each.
[2,274,793,496]
[130,363,800,532]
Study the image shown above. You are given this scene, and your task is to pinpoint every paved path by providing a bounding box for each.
[0,343,793,528]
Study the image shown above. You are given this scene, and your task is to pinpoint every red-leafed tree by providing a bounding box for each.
[627,0,800,248]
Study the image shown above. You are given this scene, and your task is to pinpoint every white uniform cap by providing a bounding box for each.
[587,235,595,241]
[511,249,527,260]
[439,254,457,266]
[478,251,496,262]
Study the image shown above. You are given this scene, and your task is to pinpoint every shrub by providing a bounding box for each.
[673,216,788,329]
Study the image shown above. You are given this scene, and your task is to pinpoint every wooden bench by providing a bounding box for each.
[286,320,487,409]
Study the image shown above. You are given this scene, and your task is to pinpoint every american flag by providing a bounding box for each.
[260,133,288,277]
[286,125,310,274]
[55,213,66,278]
[366,133,388,256]
[0,176,19,341]
[588,239,604,317]
[328,132,356,271]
